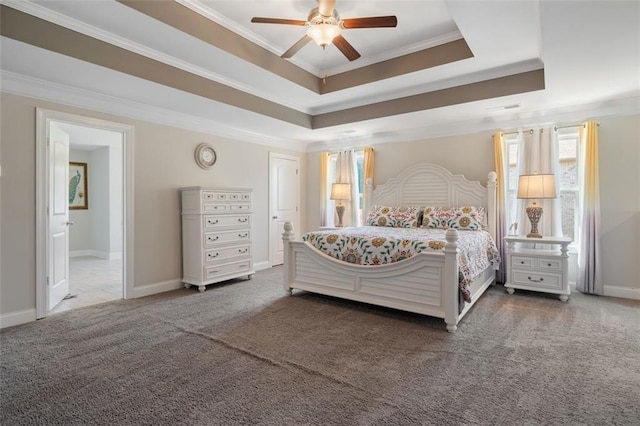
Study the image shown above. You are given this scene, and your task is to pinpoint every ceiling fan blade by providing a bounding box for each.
[333,35,361,61]
[318,0,336,17]
[281,35,312,58]
[251,17,307,26]
[341,16,398,29]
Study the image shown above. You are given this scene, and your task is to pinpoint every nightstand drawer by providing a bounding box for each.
[512,271,562,290]
[537,258,562,272]
[511,256,534,269]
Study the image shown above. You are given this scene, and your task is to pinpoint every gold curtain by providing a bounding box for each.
[493,132,507,283]
[577,121,603,294]
[363,147,375,216]
[320,152,329,226]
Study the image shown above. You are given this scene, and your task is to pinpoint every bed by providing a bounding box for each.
[282,163,498,332]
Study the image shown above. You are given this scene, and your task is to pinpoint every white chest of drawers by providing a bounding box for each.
[504,235,572,301]
[180,187,254,292]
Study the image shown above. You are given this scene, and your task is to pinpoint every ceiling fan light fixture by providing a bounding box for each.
[307,23,341,46]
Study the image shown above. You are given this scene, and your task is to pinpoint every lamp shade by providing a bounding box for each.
[330,183,351,201]
[517,174,557,199]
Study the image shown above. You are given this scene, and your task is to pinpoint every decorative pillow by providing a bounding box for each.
[390,206,423,228]
[366,206,422,228]
[421,206,485,230]
[366,205,395,227]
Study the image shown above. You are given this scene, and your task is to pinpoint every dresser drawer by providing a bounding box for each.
[202,203,228,213]
[226,192,251,201]
[204,229,251,246]
[205,259,252,279]
[205,245,251,263]
[511,256,534,269]
[512,271,562,290]
[203,214,250,229]
[230,203,251,212]
[536,257,562,272]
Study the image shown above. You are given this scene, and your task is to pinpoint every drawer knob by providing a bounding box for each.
[208,252,219,258]
[238,248,248,254]
[527,276,544,283]
[238,218,248,223]
[208,219,219,225]
[208,236,219,242]
[548,263,552,266]
[239,233,248,238]
[520,261,525,264]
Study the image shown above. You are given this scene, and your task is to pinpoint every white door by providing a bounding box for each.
[269,153,300,266]
[48,123,71,310]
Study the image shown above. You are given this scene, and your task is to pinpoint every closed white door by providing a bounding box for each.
[269,153,300,266]
[48,123,71,310]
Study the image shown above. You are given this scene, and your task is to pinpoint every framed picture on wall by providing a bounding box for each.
[69,162,88,210]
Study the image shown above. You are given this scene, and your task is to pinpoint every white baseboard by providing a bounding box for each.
[603,285,640,300]
[0,308,37,329]
[254,261,271,271]
[69,250,122,259]
[133,279,183,298]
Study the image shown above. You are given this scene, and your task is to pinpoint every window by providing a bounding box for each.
[505,135,520,232]
[557,132,580,242]
[325,149,365,226]
[504,129,581,244]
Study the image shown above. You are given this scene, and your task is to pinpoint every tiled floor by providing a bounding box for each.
[49,256,122,315]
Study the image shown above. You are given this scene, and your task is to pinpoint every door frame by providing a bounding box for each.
[268,152,301,267]
[35,108,135,319]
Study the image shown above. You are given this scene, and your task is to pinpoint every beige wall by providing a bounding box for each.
[305,115,640,295]
[0,93,305,318]
[597,114,640,293]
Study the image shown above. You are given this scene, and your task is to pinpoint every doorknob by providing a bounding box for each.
[272,216,278,219]
[66,221,74,226]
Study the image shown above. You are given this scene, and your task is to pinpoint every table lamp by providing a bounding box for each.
[330,183,351,227]
[517,173,556,238]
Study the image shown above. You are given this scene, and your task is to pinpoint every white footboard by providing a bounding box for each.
[282,223,464,332]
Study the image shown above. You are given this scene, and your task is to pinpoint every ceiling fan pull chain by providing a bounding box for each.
[322,46,328,84]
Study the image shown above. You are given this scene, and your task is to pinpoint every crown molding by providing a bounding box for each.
[0,0,308,113]
[0,71,305,152]
[305,95,640,152]
[4,70,637,156]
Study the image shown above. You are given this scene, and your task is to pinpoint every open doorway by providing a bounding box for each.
[36,109,134,319]
[50,122,124,314]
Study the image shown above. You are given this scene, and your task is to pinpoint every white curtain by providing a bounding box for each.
[516,128,563,238]
[336,150,360,227]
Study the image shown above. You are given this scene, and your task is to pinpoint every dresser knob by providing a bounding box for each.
[548,263,552,266]
[520,261,525,264]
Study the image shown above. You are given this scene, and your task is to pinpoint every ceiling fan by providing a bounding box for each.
[251,0,398,62]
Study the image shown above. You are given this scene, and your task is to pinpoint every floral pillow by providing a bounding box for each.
[366,205,395,227]
[366,205,423,228]
[421,206,485,230]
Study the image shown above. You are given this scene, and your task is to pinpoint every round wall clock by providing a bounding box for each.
[194,143,217,169]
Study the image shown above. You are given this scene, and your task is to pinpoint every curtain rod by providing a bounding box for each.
[501,129,534,136]
[554,122,599,131]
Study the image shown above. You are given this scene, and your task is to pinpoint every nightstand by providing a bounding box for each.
[504,235,572,301]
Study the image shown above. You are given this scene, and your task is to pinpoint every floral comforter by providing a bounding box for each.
[301,227,500,302]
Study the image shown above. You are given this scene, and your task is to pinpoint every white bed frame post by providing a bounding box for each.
[282,222,294,295]
[443,229,460,333]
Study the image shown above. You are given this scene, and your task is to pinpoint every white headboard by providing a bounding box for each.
[366,163,497,239]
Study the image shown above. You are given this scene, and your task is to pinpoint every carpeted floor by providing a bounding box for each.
[1,266,639,425]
